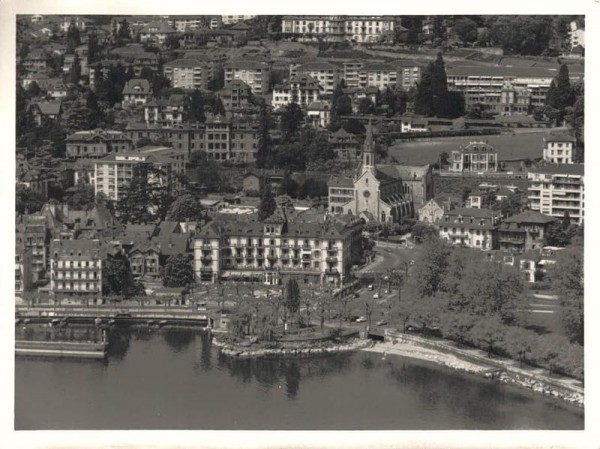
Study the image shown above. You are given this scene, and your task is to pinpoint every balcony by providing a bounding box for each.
[201,255,212,262]
[326,257,338,263]
[202,244,212,250]
[200,267,213,273]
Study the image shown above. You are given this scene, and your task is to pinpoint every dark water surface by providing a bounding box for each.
[15,328,584,430]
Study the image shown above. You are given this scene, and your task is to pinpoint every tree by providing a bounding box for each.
[278,170,299,197]
[69,53,81,85]
[188,89,206,123]
[102,254,138,297]
[208,67,225,91]
[457,260,523,323]
[414,64,434,117]
[549,247,583,345]
[412,239,451,297]
[358,97,376,115]
[64,180,95,210]
[188,152,230,193]
[255,103,270,169]
[544,221,572,247]
[16,185,45,214]
[164,34,181,50]
[468,315,506,357]
[166,194,203,222]
[285,279,301,326]
[26,81,41,97]
[280,102,304,142]
[117,163,173,224]
[66,21,81,53]
[411,222,439,244]
[453,17,478,44]
[258,183,276,221]
[163,255,194,288]
[495,191,526,217]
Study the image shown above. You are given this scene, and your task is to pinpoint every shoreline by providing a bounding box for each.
[212,336,371,358]
[363,340,584,408]
[213,335,583,408]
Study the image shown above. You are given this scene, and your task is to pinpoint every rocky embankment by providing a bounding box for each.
[213,337,372,358]
[365,342,583,408]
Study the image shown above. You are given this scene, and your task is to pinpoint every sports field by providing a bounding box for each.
[388,130,548,165]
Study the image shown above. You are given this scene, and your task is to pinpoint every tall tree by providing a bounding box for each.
[414,63,434,117]
[549,247,583,345]
[69,53,81,85]
[188,89,206,123]
[102,254,139,297]
[255,103,270,168]
[163,255,194,288]
[412,239,451,297]
[66,20,81,53]
[117,163,173,224]
[166,194,203,222]
[64,180,95,210]
[280,101,304,142]
[258,182,276,221]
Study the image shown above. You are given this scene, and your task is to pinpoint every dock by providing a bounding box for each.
[15,340,108,360]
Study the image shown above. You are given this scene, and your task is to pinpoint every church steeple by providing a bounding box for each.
[363,118,375,168]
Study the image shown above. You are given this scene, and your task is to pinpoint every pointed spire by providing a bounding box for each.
[362,118,375,169]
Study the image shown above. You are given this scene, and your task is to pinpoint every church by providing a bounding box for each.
[328,121,431,223]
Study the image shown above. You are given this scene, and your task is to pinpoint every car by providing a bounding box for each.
[353,292,360,298]
[355,316,367,323]
[376,320,388,326]
[373,292,380,299]
[368,284,374,291]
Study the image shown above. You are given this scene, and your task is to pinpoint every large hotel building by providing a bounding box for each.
[193,212,363,286]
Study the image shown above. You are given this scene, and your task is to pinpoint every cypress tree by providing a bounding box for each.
[431,53,449,117]
[414,63,435,117]
[555,64,575,109]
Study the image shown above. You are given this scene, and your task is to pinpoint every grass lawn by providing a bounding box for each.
[388,131,547,165]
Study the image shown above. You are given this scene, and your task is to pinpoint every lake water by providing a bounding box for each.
[15,327,584,430]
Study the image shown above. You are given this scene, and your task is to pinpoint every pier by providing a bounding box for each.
[15,340,108,360]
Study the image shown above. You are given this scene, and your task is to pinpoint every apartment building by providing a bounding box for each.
[168,16,207,32]
[66,129,132,159]
[221,15,256,25]
[449,141,498,173]
[343,60,365,88]
[281,16,395,43]
[272,74,323,109]
[497,211,558,253]
[438,208,501,250]
[15,243,33,294]
[144,94,187,127]
[569,20,585,49]
[49,239,103,301]
[15,216,48,281]
[498,83,531,116]
[163,58,214,90]
[93,153,184,202]
[446,65,584,112]
[125,116,259,161]
[139,21,177,46]
[193,213,363,286]
[543,132,577,164]
[358,62,397,90]
[307,101,331,128]
[122,78,153,106]
[218,79,252,110]
[290,61,342,95]
[528,164,584,225]
[224,60,270,95]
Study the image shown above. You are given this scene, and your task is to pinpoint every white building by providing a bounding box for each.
[543,132,577,164]
[272,75,323,109]
[527,164,584,225]
[438,208,501,250]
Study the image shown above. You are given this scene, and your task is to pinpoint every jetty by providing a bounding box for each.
[15,340,108,360]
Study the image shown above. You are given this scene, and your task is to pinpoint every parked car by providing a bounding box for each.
[368,284,374,291]
[373,292,380,299]
[376,320,388,326]
[355,316,367,323]
[353,292,360,298]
